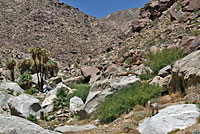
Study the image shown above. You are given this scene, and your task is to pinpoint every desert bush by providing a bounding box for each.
[118,46,129,59]
[144,48,187,75]
[18,71,32,89]
[139,70,155,80]
[93,82,163,123]
[197,102,200,109]
[24,87,37,95]
[53,88,68,110]
[65,84,90,106]
[27,114,38,124]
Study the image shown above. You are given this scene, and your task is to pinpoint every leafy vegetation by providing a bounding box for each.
[144,48,187,75]
[93,82,163,123]
[53,88,68,110]
[18,71,32,89]
[24,87,37,95]
[118,46,129,59]
[53,84,90,110]
[139,70,155,80]
[65,84,90,106]
[27,114,38,124]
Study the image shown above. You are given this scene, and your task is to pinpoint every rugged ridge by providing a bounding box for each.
[0,0,121,65]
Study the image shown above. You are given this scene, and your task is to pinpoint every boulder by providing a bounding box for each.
[0,89,13,114]
[187,35,200,52]
[138,104,200,134]
[168,50,200,94]
[42,89,57,113]
[55,124,96,133]
[150,75,171,88]
[63,76,84,85]
[187,0,200,11]
[83,75,140,114]
[110,75,140,90]
[55,82,71,91]
[0,81,24,95]
[81,66,100,83]
[8,94,41,118]
[0,114,59,134]
[69,96,84,114]
[158,65,171,77]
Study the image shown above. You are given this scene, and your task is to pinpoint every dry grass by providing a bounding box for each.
[170,92,185,103]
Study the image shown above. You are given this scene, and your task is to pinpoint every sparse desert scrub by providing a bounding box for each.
[93,82,163,123]
[144,47,187,75]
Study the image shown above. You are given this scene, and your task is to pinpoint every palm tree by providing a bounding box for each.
[30,47,41,91]
[6,59,16,81]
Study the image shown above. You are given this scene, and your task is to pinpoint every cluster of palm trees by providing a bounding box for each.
[6,47,59,93]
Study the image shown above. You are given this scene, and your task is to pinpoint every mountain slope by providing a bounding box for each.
[0,0,121,64]
[100,8,140,32]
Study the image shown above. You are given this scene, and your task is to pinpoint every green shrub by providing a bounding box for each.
[16,92,21,96]
[53,84,90,110]
[93,82,163,123]
[18,71,32,89]
[197,102,200,109]
[24,87,37,95]
[118,46,129,59]
[7,88,14,95]
[53,88,68,110]
[65,84,90,106]
[144,48,187,75]
[140,70,155,80]
[27,114,38,124]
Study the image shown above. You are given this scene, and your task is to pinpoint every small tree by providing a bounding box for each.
[6,59,16,81]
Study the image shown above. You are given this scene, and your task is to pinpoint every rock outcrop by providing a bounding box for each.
[168,50,200,94]
[8,94,41,118]
[0,114,59,134]
[138,104,200,134]
[0,81,24,95]
[69,96,84,114]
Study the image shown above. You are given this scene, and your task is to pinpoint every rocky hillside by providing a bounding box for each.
[100,8,140,32]
[0,0,122,65]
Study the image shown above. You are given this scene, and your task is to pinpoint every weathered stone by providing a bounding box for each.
[63,76,84,85]
[138,104,200,134]
[0,81,24,95]
[55,124,96,133]
[0,89,13,114]
[0,114,59,134]
[170,10,180,21]
[69,96,84,114]
[187,0,200,11]
[168,50,200,94]
[131,19,142,32]
[8,94,41,118]
[150,75,171,88]
[81,66,100,83]
[158,65,171,77]
[42,89,57,113]
[187,35,200,52]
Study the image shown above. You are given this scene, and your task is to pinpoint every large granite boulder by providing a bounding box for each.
[138,104,200,134]
[69,96,84,114]
[83,75,140,114]
[0,114,59,134]
[168,50,200,94]
[0,89,13,114]
[0,81,24,95]
[8,94,41,118]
